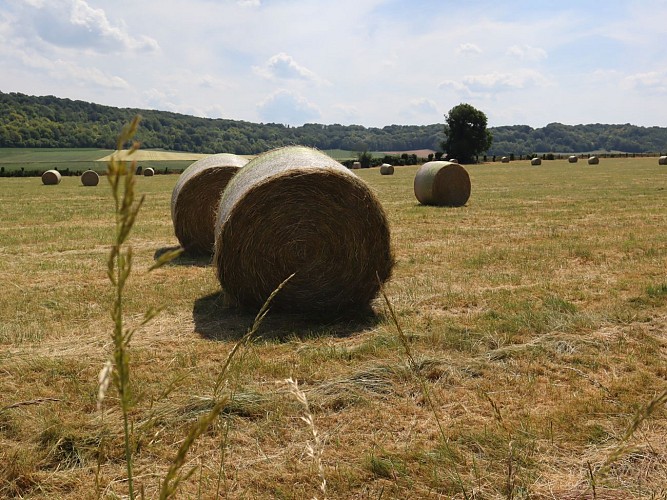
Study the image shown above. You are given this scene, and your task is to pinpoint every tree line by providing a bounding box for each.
[1,91,666,155]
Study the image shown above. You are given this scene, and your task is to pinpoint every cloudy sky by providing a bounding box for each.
[1,0,666,128]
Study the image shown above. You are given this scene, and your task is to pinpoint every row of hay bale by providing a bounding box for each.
[172,147,394,314]
[507,155,603,166]
[41,167,156,185]
[171,148,472,314]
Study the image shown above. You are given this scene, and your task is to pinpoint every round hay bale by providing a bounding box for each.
[568,155,578,163]
[658,156,667,165]
[41,170,62,185]
[380,164,394,175]
[143,167,155,177]
[588,156,599,165]
[351,161,361,170]
[447,159,459,164]
[531,157,542,166]
[171,153,249,255]
[413,161,471,207]
[214,146,394,314]
[501,156,510,163]
[81,170,99,186]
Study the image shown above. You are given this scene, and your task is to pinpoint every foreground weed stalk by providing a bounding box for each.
[98,117,181,499]
[378,277,470,499]
[159,275,293,499]
[597,389,667,481]
[285,377,327,499]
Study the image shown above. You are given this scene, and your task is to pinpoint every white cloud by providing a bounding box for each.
[257,89,321,125]
[237,0,261,6]
[409,98,439,114]
[623,71,667,94]
[506,44,547,61]
[10,0,159,53]
[253,53,329,85]
[457,43,482,55]
[441,69,551,95]
[11,45,129,89]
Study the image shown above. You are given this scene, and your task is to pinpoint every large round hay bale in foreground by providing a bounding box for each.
[413,161,471,207]
[568,155,578,163]
[659,156,667,165]
[81,170,99,186]
[588,156,599,165]
[531,157,542,166]
[214,146,394,314]
[380,164,394,175]
[171,153,249,255]
[42,170,62,185]
[143,167,155,176]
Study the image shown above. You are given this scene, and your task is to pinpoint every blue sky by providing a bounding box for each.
[1,0,666,128]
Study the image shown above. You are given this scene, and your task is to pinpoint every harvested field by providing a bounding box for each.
[1,156,666,498]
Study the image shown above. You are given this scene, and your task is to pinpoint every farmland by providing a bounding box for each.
[1,156,666,498]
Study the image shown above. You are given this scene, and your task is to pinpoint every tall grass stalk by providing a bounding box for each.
[597,389,667,480]
[285,377,327,499]
[99,116,181,499]
[378,278,469,499]
[159,274,293,499]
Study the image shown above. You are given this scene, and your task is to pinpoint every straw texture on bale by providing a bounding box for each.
[42,170,62,185]
[659,156,667,165]
[568,155,578,163]
[171,153,248,255]
[413,161,471,207]
[351,161,361,170]
[531,158,541,166]
[214,146,393,314]
[143,167,155,176]
[501,156,510,163]
[380,164,394,175]
[588,156,599,165]
[81,170,99,186]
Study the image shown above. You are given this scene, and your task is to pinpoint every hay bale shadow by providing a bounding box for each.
[193,291,381,342]
[153,246,212,268]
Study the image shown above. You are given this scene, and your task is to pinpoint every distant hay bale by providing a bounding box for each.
[81,170,99,186]
[380,164,394,175]
[568,155,578,163]
[413,161,471,207]
[143,167,155,176]
[659,156,667,165]
[501,156,510,163]
[41,170,61,185]
[447,159,459,164]
[531,157,542,166]
[588,156,599,165]
[351,161,361,170]
[213,146,394,314]
[171,153,249,255]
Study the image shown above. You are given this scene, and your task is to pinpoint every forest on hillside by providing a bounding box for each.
[2,91,667,155]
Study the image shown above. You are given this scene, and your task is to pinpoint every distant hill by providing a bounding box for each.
[1,91,666,155]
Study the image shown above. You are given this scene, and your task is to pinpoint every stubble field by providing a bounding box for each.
[1,157,666,498]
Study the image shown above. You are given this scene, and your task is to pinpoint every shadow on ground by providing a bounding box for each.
[193,291,382,342]
[154,246,212,268]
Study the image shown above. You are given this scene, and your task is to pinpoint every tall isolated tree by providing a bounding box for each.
[442,103,493,164]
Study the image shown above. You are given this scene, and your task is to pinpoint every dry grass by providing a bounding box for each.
[97,151,210,162]
[1,156,666,498]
